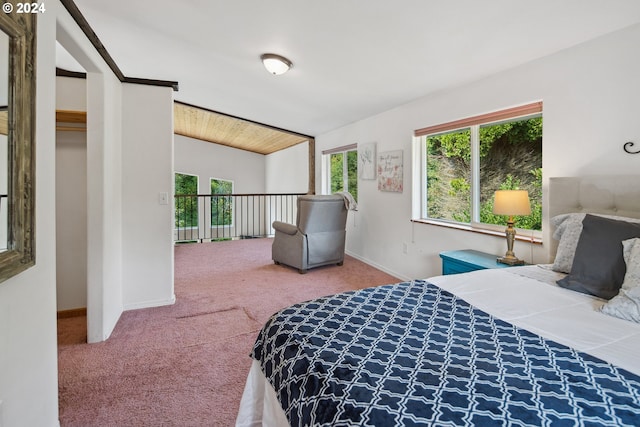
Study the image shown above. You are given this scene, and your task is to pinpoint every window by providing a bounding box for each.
[324,144,358,201]
[211,178,233,226]
[175,172,198,229]
[414,102,542,233]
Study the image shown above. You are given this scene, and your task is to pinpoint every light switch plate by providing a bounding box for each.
[159,192,169,205]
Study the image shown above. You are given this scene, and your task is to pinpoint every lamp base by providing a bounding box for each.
[497,256,525,266]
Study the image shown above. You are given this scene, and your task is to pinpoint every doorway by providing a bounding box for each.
[55,42,88,340]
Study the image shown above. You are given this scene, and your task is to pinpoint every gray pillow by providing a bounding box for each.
[600,238,640,323]
[551,213,640,273]
[557,215,640,299]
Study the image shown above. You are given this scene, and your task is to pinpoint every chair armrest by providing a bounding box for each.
[273,221,299,235]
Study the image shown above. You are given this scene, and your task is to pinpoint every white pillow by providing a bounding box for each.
[551,213,640,273]
[600,238,640,323]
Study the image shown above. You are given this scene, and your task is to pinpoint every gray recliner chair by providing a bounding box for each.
[272,195,348,273]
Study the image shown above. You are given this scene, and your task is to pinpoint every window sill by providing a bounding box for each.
[411,219,543,245]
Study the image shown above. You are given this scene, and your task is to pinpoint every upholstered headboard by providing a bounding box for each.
[548,175,640,257]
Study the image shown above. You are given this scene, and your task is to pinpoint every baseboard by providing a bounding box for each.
[123,294,176,311]
[57,307,87,319]
[58,296,176,319]
[345,250,411,282]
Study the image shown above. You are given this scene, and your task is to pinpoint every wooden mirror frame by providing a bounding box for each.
[0,7,36,283]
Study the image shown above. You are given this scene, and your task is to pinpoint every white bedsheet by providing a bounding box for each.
[236,267,640,426]
[430,266,640,374]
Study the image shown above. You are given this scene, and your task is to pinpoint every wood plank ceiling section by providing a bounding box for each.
[174,102,310,155]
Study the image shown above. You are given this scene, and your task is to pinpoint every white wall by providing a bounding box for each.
[265,141,309,193]
[174,134,266,194]
[86,71,124,342]
[175,134,310,195]
[121,83,175,310]
[174,134,265,238]
[55,130,88,311]
[316,23,640,281]
[0,3,59,425]
[56,75,86,110]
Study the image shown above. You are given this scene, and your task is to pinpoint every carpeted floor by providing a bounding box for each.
[57,238,399,426]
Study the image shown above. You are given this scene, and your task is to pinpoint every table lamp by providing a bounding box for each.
[493,190,531,265]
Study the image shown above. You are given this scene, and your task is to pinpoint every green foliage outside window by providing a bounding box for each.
[330,150,358,201]
[427,129,470,222]
[330,153,344,193]
[478,170,542,230]
[347,151,358,202]
[211,179,233,226]
[175,173,198,228]
[426,116,542,231]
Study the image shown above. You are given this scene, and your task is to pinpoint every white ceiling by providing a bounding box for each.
[61,0,640,137]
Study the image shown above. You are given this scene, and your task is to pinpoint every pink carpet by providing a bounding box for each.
[58,238,399,426]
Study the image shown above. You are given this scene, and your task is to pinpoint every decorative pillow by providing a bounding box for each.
[551,214,585,273]
[556,215,640,299]
[600,238,640,323]
[551,213,640,273]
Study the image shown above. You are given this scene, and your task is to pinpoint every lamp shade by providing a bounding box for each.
[261,53,292,75]
[493,190,531,216]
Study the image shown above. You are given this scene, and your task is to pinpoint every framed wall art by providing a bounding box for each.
[358,142,376,180]
[377,150,403,192]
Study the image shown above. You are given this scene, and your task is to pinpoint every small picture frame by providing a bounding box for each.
[358,142,376,180]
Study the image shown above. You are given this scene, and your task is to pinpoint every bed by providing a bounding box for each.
[236,175,640,426]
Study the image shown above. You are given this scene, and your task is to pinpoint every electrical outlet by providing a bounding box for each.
[402,242,408,254]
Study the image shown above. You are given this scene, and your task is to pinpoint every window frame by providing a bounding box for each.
[412,102,543,240]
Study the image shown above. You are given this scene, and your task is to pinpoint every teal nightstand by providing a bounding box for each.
[439,249,515,275]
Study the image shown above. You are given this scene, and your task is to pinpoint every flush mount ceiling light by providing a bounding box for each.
[260,53,293,75]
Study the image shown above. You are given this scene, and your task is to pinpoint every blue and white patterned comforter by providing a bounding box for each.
[251,280,640,426]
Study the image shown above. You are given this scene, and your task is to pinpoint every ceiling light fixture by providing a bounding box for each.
[260,53,293,75]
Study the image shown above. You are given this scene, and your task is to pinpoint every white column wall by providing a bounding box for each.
[316,23,640,281]
[121,83,175,310]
